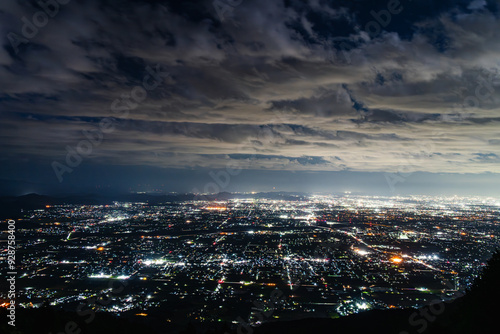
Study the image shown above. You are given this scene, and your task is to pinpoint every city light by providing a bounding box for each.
[9,194,500,327]
[391,257,403,264]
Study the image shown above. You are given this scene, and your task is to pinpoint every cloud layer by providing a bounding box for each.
[1,0,500,178]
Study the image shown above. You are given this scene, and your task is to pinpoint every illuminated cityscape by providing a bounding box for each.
[2,1,500,332]
[2,194,499,331]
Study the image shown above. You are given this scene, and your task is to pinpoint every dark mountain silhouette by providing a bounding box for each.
[0,308,155,334]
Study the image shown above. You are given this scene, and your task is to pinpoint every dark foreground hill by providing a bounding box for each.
[2,250,499,334]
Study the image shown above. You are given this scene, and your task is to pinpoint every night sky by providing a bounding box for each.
[1,0,500,196]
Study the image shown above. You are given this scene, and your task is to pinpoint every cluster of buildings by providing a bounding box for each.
[1,194,499,325]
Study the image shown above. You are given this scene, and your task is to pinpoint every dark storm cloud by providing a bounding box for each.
[1,0,500,191]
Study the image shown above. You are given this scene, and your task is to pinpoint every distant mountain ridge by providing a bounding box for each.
[0,192,309,219]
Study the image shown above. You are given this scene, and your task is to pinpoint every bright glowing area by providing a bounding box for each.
[391,257,403,264]
[143,259,167,266]
[417,254,440,260]
[357,302,369,310]
[116,275,130,280]
[89,273,112,279]
[89,274,130,279]
[354,248,370,256]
